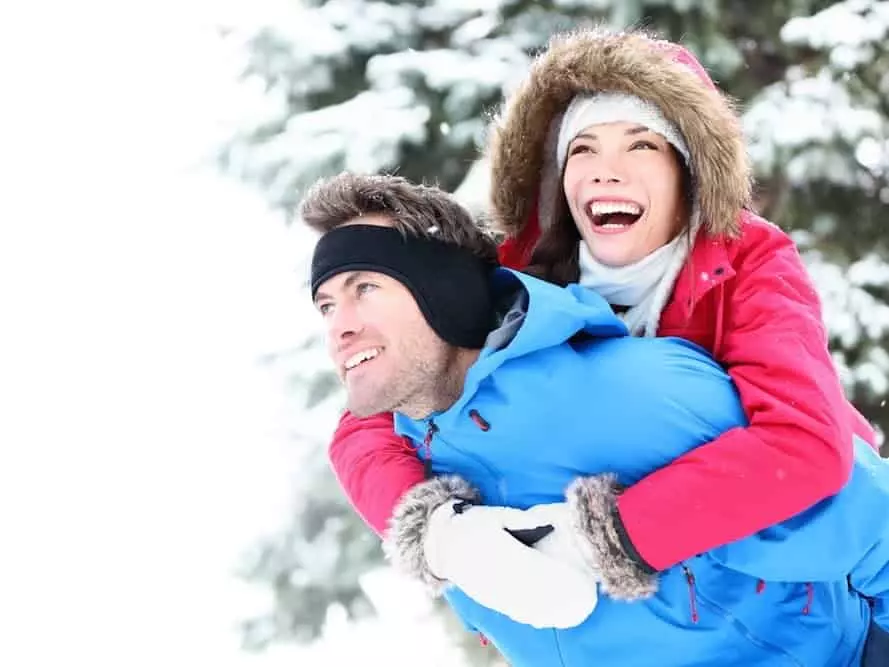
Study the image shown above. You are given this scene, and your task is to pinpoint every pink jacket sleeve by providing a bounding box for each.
[617,227,856,571]
[328,410,426,537]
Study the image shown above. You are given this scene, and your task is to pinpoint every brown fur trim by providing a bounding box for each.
[486,26,751,239]
[382,475,481,594]
[566,473,658,600]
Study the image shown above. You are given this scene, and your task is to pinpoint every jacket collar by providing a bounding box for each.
[395,268,628,433]
[671,231,736,319]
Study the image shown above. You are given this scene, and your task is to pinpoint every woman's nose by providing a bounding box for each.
[586,155,625,184]
[590,174,623,184]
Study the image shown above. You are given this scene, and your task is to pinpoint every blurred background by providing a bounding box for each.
[1,0,887,665]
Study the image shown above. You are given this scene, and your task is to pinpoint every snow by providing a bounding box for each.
[744,1,888,184]
[367,48,513,93]
[744,68,884,184]
[801,247,889,404]
[782,0,889,70]
[221,0,539,211]
[0,1,467,665]
[321,0,418,52]
[241,86,431,205]
[273,569,469,666]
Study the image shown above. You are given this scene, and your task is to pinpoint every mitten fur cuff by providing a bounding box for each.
[382,475,481,595]
[566,473,658,600]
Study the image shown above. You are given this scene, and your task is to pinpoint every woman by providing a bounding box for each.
[329,26,877,603]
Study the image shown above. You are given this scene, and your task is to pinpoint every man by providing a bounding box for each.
[305,171,888,666]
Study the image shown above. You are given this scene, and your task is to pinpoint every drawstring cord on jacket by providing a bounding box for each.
[802,582,814,615]
[682,565,700,624]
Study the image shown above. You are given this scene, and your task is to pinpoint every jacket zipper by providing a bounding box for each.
[682,563,805,666]
[422,420,438,478]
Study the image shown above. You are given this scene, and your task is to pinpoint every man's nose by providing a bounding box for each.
[327,302,363,342]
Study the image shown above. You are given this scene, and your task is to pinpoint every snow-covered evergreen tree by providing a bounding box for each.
[221,0,889,661]
[744,0,889,431]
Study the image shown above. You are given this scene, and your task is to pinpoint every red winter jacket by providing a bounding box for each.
[328,210,876,571]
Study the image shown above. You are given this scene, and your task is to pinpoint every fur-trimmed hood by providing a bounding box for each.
[486,27,752,239]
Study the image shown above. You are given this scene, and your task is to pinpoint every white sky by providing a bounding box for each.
[0,1,467,664]
[0,1,344,664]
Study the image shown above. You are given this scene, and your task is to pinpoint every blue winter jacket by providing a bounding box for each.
[394,269,889,666]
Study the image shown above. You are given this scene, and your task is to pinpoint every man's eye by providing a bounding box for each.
[356,282,378,295]
[317,302,333,315]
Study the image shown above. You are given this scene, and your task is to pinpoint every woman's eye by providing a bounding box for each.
[630,140,658,151]
[569,143,594,156]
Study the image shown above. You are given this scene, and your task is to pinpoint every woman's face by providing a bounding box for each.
[562,121,687,267]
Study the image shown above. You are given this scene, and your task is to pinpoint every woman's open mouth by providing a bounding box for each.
[586,200,644,231]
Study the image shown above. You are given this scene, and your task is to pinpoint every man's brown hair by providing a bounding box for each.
[300,172,498,263]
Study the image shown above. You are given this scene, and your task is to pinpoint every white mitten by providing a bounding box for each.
[423,500,598,629]
[518,502,599,575]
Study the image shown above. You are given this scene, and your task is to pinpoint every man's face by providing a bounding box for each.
[314,266,457,418]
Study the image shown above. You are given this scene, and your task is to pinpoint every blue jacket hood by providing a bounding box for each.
[448,268,627,416]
